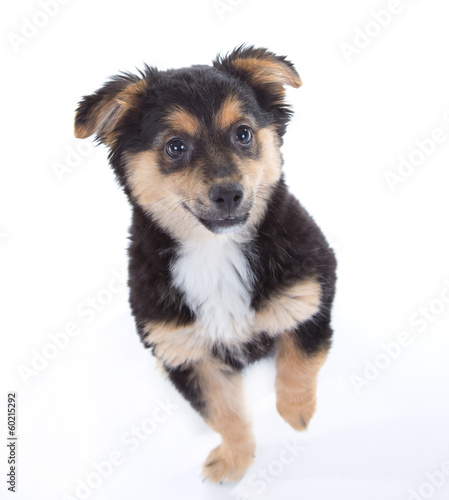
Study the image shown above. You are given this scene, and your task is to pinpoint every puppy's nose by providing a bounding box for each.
[209,184,243,213]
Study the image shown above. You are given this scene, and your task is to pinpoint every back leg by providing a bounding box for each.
[166,359,255,483]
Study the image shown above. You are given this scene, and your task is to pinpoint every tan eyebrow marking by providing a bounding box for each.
[165,107,201,136]
[216,95,247,131]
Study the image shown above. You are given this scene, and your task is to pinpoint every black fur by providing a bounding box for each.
[75,45,337,431]
[165,364,207,416]
[128,175,336,369]
[127,204,195,339]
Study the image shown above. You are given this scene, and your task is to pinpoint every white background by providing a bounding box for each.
[1,0,449,499]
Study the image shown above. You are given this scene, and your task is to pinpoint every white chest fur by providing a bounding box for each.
[170,235,255,344]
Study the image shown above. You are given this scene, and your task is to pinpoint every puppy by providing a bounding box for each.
[74,46,337,483]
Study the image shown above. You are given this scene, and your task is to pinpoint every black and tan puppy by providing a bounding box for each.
[74,46,337,483]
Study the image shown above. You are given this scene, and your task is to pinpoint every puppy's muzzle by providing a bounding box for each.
[189,182,249,233]
[209,183,243,216]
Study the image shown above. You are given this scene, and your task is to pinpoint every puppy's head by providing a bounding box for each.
[74,46,301,238]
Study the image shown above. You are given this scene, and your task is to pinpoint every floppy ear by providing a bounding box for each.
[74,72,148,142]
[214,45,302,113]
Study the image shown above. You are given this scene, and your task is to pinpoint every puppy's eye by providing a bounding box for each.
[235,125,253,145]
[166,138,187,158]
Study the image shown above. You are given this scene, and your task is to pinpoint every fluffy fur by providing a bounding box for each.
[74,45,337,483]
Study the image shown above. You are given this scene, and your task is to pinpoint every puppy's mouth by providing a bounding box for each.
[183,204,250,234]
[198,214,249,233]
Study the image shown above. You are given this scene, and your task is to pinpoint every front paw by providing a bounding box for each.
[276,389,317,431]
[201,442,255,483]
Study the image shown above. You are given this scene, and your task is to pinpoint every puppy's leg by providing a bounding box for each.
[275,322,330,431]
[167,360,255,483]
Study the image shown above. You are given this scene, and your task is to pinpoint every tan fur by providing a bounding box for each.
[231,57,302,105]
[199,360,255,482]
[115,79,148,107]
[125,150,175,207]
[143,277,320,369]
[74,79,147,140]
[74,122,95,140]
[275,333,327,431]
[243,126,283,229]
[143,320,209,367]
[125,150,204,240]
[124,124,283,240]
[216,125,283,231]
[253,278,321,336]
[165,107,201,136]
[234,57,303,88]
[153,356,169,379]
[215,95,248,130]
